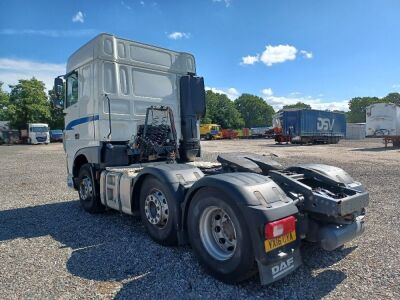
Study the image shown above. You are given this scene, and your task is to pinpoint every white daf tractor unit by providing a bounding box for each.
[53,33,368,285]
[26,123,50,144]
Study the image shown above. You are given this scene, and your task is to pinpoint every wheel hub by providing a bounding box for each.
[144,189,169,227]
[79,176,93,201]
[200,206,237,261]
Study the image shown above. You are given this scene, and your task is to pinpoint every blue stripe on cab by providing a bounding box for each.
[65,115,99,130]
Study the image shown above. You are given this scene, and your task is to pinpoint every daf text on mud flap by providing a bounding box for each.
[272,257,294,279]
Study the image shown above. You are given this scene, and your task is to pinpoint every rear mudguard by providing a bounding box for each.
[183,172,302,283]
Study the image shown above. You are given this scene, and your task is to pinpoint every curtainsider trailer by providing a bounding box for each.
[273,109,346,144]
[53,33,368,286]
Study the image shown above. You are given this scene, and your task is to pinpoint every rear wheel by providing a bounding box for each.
[139,177,178,246]
[78,164,105,213]
[187,188,256,283]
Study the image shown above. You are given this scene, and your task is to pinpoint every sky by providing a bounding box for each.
[1,0,400,111]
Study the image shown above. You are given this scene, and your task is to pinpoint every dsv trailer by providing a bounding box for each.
[53,34,368,285]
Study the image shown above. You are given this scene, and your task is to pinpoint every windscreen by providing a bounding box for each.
[31,126,49,133]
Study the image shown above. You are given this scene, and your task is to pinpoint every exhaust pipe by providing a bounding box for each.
[318,215,365,251]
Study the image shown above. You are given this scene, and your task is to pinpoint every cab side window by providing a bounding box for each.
[66,72,78,107]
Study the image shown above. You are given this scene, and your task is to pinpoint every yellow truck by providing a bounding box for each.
[200,124,221,140]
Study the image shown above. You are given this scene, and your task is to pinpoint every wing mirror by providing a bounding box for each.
[53,77,64,109]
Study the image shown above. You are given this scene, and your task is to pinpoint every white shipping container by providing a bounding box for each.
[346,123,365,139]
[366,103,400,136]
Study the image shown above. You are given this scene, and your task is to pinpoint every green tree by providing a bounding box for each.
[202,90,244,128]
[347,96,381,123]
[382,92,400,106]
[48,87,65,129]
[282,101,312,110]
[234,93,275,127]
[7,78,51,129]
[0,82,10,120]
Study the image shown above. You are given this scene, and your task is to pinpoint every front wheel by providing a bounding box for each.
[78,164,105,213]
[187,188,256,283]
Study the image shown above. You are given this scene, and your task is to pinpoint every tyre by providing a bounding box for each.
[139,177,178,246]
[187,188,256,284]
[78,164,105,213]
[206,133,212,140]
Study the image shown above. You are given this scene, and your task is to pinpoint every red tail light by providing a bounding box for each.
[265,216,296,239]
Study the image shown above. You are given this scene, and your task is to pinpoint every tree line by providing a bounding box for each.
[1,77,399,130]
[202,90,400,127]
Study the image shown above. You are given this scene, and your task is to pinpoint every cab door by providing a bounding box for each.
[64,72,80,134]
[64,71,80,170]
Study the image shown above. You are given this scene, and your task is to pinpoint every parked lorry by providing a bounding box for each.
[273,109,346,144]
[200,123,221,140]
[21,123,50,144]
[0,129,20,145]
[53,34,368,285]
[366,103,400,136]
[250,126,270,138]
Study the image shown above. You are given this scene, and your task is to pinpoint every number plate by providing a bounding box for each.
[264,231,296,253]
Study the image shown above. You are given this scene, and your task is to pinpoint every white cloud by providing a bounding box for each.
[0,58,65,91]
[260,88,349,111]
[140,1,145,6]
[241,45,313,67]
[241,54,259,65]
[300,50,313,59]
[260,45,297,66]
[72,11,84,23]
[121,1,132,10]
[0,28,96,38]
[261,88,273,97]
[206,86,241,100]
[212,0,231,7]
[167,31,191,40]
[392,84,400,89]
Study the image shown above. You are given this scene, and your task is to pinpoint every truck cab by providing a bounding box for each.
[28,123,50,144]
[200,123,221,140]
[54,33,202,187]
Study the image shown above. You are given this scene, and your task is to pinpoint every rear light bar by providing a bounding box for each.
[265,216,296,239]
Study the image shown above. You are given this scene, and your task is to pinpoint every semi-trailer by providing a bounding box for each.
[273,109,346,144]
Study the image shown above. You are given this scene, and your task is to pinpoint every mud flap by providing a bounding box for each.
[257,248,302,285]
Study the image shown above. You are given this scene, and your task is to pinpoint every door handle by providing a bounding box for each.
[75,133,80,139]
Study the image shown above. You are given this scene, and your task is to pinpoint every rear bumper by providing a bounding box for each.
[51,137,63,142]
[318,215,366,251]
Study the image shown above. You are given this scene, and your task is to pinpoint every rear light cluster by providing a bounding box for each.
[265,216,296,239]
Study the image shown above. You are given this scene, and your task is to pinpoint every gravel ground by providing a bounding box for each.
[0,139,399,299]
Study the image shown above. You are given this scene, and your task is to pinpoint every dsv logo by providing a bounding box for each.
[317,117,335,130]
